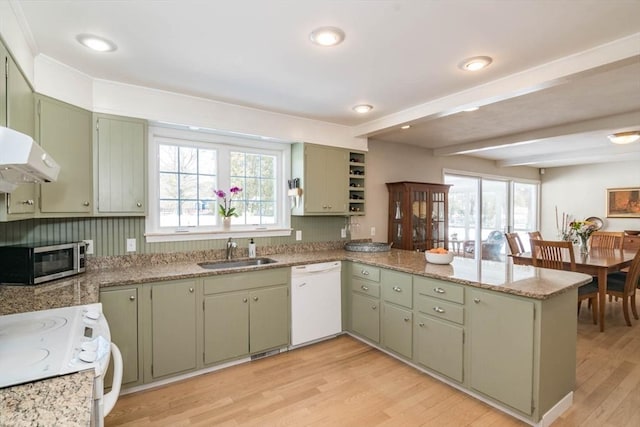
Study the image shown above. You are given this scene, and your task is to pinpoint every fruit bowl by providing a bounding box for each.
[425,251,454,265]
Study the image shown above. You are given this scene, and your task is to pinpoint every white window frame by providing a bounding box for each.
[146,126,292,243]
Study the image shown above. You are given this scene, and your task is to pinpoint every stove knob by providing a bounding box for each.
[81,340,99,352]
[79,350,97,363]
[85,310,100,320]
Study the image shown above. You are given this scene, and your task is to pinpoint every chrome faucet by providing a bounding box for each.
[226,237,237,260]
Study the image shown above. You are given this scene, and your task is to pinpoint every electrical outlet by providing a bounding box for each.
[126,238,136,252]
[295,230,302,241]
[371,227,376,236]
[83,240,94,255]
[341,228,347,238]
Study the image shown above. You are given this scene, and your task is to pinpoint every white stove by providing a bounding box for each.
[0,303,122,425]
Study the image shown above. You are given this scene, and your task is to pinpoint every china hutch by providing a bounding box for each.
[386,181,451,251]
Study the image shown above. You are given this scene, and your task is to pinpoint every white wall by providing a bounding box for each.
[540,161,640,238]
[0,1,35,82]
[349,139,540,242]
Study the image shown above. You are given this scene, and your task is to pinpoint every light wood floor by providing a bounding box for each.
[106,302,640,427]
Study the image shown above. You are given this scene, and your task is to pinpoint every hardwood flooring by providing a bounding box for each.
[106,302,640,427]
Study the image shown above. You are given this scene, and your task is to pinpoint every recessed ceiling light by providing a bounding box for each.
[458,56,492,71]
[608,131,640,144]
[352,104,373,114]
[76,34,117,52]
[401,125,411,130]
[463,106,479,112]
[309,27,345,47]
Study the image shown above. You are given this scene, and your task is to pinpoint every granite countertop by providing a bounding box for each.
[0,248,592,316]
[0,370,94,427]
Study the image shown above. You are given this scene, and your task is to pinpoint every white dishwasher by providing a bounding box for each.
[291,261,342,347]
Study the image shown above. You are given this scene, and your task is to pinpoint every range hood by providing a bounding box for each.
[0,126,60,193]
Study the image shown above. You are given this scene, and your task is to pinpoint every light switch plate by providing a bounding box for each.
[126,238,136,252]
[370,227,376,236]
[295,230,302,241]
[83,240,94,255]
[341,228,347,238]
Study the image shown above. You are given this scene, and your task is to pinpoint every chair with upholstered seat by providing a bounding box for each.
[590,231,625,250]
[595,249,640,326]
[531,239,598,324]
[505,232,525,255]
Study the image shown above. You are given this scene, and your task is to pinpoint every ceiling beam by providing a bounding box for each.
[497,144,640,167]
[432,110,640,156]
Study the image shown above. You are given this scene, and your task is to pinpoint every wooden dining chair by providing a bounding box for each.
[598,249,640,326]
[505,232,524,255]
[528,231,543,241]
[531,239,599,324]
[590,231,625,250]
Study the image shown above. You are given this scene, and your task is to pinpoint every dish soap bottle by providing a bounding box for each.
[248,238,256,258]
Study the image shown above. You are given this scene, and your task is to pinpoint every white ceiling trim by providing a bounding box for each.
[351,33,640,138]
[497,146,640,168]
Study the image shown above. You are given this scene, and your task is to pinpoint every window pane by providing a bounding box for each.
[199,149,217,175]
[199,175,216,200]
[244,177,260,200]
[199,200,216,226]
[159,200,179,227]
[261,156,275,178]
[159,173,178,199]
[180,174,198,199]
[261,179,275,200]
[179,201,199,226]
[159,145,178,172]
[246,154,260,177]
[230,152,245,176]
[179,147,198,173]
[261,202,276,224]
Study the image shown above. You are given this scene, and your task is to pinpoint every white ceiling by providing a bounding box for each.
[13,0,640,168]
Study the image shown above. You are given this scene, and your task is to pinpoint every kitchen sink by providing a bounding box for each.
[198,257,278,270]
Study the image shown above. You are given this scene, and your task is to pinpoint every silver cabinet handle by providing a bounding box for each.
[83,201,90,206]
[189,287,194,293]
[21,199,34,205]
[418,322,425,327]
[433,307,445,313]
[371,305,377,310]
[361,270,369,276]
[434,287,445,293]
[136,202,142,207]
[473,298,481,304]
[403,317,410,322]
[393,286,402,292]
[243,298,248,303]
[361,285,369,291]
[253,296,259,301]
[129,295,136,301]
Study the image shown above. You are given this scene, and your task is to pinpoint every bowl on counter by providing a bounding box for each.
[625,230,640,236]
[424,251,454,265]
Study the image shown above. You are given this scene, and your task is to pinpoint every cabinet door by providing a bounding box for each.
[151,280,197,378]
[469,289,534,415]
[249,286,289,354]
[351,292,380,343]
[382,304,412,358]
[95,116,146,214]
[203,291,249,365]
[415,314,463,382]
[101,287,140,387]
[37,96,92,213]
[324,147,348,213]
[304,144,347,214]
[5,55,36,215]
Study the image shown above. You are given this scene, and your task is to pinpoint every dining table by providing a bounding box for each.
[510,248,636,332]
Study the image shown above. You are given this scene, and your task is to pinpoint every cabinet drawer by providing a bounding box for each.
[416,295,464,325]
[624,236,640,251]
[414,276,464,304]
[204,268,288,294]
[352,263,380,282]
[381,270,412,308]
[351,277,380,298]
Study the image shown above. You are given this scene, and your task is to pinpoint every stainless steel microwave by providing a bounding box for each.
[0,242,86,285]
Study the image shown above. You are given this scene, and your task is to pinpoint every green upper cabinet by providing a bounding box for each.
[36,94,93,215]
[291,143,348,215]
[0,41,37,220]
[93,114,147,215]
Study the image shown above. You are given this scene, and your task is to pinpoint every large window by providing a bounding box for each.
[146,126,291,242]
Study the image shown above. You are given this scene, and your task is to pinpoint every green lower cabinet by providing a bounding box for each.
[150,279,198,379]
[204,291,249,365]
[249,286,289,354]
[415,314,463,382]
[203,285,289,365]
[351,292,380,343]
[382,303,412,358]
[469,288,535,415]
[100,286,141,388]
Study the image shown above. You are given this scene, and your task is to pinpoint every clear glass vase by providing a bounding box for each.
[578,234,589,254]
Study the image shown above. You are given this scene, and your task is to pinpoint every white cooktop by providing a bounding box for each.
[0,303,110,389]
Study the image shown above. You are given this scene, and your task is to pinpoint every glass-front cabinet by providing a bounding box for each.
[386,181,450,251]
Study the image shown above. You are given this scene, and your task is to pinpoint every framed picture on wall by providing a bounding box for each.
[607,187,640,218]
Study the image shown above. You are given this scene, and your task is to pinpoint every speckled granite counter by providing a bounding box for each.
[0,370,93,427]
[1,248,592,316]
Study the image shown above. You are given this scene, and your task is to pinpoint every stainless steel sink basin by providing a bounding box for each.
[198,257,278,270]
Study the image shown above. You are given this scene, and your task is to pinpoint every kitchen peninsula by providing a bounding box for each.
[0,247,591,426]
